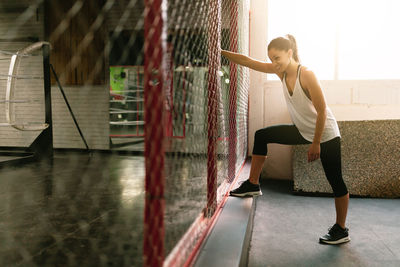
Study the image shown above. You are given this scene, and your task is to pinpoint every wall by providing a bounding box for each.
[0,2,46,147]
[51,85,109,150]
[266,80,400,122]
[45,1,107,85]
[323,80,400,121]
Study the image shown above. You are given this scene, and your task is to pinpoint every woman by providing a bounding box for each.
[222,34,350,245]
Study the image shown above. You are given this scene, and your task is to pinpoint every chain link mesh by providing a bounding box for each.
[164,0,249,266]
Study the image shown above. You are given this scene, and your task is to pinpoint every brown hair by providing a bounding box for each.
[267,34,299,62]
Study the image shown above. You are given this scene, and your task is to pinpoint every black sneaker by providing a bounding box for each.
[319,223,351,245]
[229,179,262,197]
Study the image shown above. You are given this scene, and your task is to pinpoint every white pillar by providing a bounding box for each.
[248,0,268,155]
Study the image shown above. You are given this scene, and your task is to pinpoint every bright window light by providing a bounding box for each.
[266,0,400,80]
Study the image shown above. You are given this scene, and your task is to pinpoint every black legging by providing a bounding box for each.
[253,124,348,197]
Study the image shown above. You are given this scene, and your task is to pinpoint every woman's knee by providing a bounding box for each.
[254,128,266,145]
[254,127,275,141]
[333,185,348,197]
[329,177,348,197]
[255,128,267,138]
[253,129,270,155]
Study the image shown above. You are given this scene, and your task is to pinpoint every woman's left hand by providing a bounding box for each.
[308,143,321,162]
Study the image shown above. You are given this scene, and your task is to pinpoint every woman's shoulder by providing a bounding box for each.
[299,65,315,76]
[299,65,319,84]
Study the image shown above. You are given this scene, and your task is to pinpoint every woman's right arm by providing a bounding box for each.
[221,50,276,74]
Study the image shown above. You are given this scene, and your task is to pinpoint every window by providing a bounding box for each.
[267,0,400,80]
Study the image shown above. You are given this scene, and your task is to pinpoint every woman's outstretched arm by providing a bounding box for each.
[221,50,276,74]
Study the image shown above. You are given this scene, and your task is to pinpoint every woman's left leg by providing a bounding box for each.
[319,137,350,244]
[334,193,349,228]
[320,137,349,227]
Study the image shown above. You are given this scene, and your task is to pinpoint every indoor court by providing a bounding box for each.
[0,0,399,267]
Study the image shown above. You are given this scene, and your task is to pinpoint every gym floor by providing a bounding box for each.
[0,151,211,266]
[249,179,400,267]
[2,153,398,267]
[0,152,146,266]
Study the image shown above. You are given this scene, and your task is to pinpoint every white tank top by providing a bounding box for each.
[282,65,340,142]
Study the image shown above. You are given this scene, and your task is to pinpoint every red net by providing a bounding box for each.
[160,0,250,266]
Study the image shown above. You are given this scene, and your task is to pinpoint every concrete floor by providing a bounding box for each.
[248,179,400,267]
[3,152,398,266]
[0,151,214,266]
[0,152,147,266]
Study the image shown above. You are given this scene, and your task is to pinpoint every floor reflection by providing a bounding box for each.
[0,151,220,266]
[0,152,145,266]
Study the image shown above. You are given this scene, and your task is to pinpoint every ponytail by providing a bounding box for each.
[267,34,300,63]
[286,34,299,62]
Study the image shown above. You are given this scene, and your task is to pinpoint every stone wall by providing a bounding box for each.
[293,120,400,198]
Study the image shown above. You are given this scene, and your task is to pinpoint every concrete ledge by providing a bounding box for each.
[194,161,256,267]
[293,120,400,198]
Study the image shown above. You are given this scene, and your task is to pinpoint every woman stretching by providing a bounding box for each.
[222,34,350,245]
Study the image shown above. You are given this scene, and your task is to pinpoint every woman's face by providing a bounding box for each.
[268,48,292,73]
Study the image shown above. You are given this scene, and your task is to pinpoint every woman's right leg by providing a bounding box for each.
[249,124,310,184]
[230,125,309,196]
[248,155,267,184]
